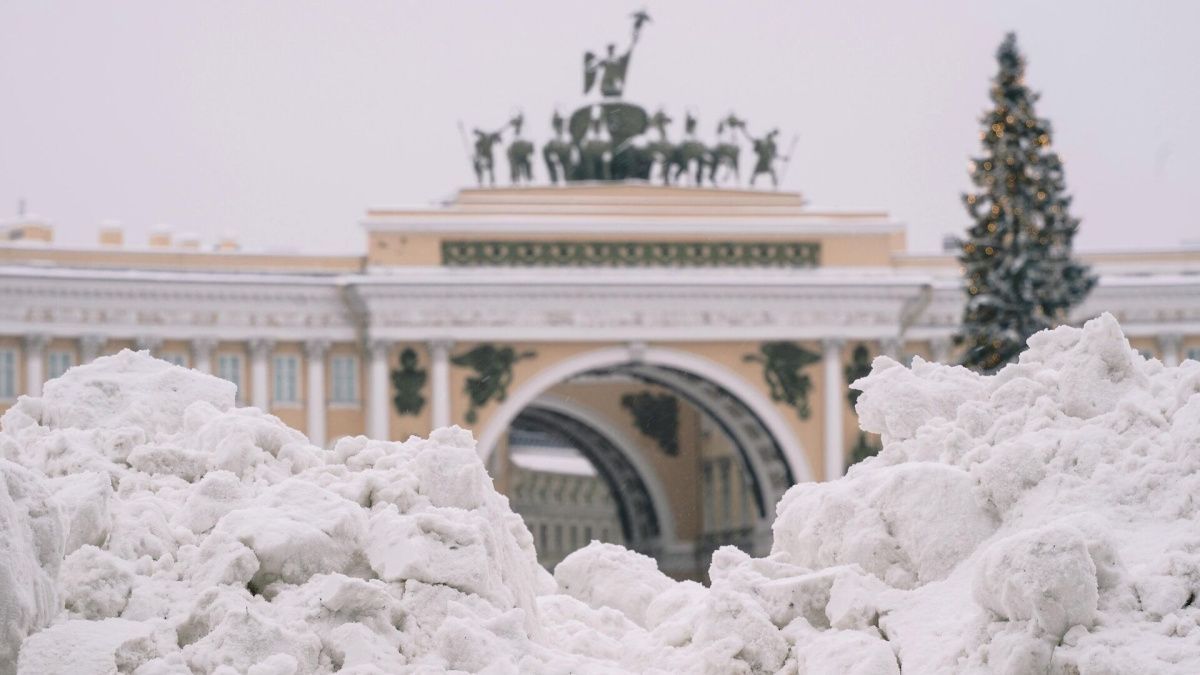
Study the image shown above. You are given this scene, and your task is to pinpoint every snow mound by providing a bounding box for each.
[3,315,1200,673]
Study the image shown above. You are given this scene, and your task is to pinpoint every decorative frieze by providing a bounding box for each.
[441,240,821,268]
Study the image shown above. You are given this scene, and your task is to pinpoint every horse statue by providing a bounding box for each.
[644,109,675,185]
[542,111,574,184]
[669,112,710,186]
[578,111,614,181]
[505,112,535,184]
[709,113,744,185]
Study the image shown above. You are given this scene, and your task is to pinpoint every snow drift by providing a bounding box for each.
[2,313,1199,674]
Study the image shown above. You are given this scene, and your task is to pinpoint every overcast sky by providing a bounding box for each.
[1,1,1197,254]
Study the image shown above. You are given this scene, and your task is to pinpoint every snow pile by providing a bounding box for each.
[3,313,1200,674]
[0,351,552,674]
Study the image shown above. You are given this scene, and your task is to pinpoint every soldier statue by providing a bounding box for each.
[506,112,535,184]
[471,126,506,186]
[742,127,785,188]
[542,110,574,185]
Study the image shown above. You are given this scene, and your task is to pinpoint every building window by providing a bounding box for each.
[330,355,358,404]
[0,349,15,399]
[161,352,187,367]
[273,355,300,405]
[47,351,74,380]
[217,354,243,402]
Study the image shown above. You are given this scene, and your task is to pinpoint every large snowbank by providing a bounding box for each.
[1,313,1199,673]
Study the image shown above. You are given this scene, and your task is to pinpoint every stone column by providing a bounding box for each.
[191,338,217,374]
[1158,333,1183,368]
[249,339,274,410]
[366,340,391,440]
[79,334,106,364]
[429,340,454,430]
[930,336,953,365]
[305,340,329,447]
[822,338,845,482]
[23,334,47,396]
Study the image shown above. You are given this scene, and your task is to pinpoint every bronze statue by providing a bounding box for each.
[645,109,674,185]
[471,126,505,186]
[710,113,744,185]
[542,110,573,184]
[583,11,649,99]
[579,110,613,181]
[506,112,535,184]
[743,126,784,188]
[670,112,710,186]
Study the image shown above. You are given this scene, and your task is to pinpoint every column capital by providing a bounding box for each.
[820,337,844,351]
[23,333,49,351]
[191,337,218,355]
[304,339,331,358]
[248,338,275,358]
[367,339,392,358]
[427,339,455,355]
[80,334,107,350]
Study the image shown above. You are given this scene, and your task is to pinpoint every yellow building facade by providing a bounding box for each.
[3,185,1199,576]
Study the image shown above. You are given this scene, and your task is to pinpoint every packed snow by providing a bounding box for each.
[2,313,1199,674]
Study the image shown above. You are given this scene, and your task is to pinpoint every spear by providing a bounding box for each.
[778,133,800,186]
[456,120,475,173]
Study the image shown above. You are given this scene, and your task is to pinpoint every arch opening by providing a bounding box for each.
[479,346,811,578]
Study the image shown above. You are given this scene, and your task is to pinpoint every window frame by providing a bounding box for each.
[329,354,360,406]
[272,354,301,406]
[47,350,75,380]
[216,353,244,404]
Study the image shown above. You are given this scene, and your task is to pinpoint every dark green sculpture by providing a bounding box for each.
[620,390,680,456]
[743,127,784,188]
[451,344,536,424]
[578,113,614,181]
[710,113,744,184]
[460,10,798,190]
[506,112,535,184]
[471,126,506,186]
[391,347,427,416]
[542,111,573,184]
[646,109,674,184]
[744,342,821,419]
[583,11,647,98]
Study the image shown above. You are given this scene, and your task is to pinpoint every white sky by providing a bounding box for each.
[1,1,1197,254]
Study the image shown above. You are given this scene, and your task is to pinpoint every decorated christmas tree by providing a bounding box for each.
[956,33,1095,373]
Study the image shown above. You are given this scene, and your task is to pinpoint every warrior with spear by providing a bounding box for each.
[741,126,798,189]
